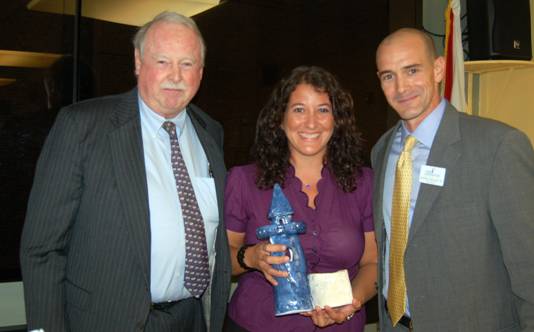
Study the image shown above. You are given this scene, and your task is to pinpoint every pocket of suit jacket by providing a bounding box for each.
[64,279,91,310]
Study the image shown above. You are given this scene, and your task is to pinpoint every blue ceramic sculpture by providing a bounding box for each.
[256,184,313,316]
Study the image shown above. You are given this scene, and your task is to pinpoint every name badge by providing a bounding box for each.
[419,165,446,187]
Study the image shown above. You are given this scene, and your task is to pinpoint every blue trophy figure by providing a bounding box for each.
[256,183,313,316]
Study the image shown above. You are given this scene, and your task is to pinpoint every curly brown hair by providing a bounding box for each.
[252,65,364,192]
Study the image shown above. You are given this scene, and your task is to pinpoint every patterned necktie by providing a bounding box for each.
[388,135,417,326]
[162,121,210,297]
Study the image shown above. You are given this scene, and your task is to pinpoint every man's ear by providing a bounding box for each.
[134,49,141,76]
[433,56,445,83]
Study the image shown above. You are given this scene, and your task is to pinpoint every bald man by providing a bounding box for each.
[371,28,534,331]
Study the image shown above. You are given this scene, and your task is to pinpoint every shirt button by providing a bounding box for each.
[312,231,318,236]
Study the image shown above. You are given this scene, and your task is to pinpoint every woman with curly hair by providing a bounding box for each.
[224,66,377,331]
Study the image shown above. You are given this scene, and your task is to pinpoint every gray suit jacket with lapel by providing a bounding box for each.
[371,103,534,331]
[20,89,231,332]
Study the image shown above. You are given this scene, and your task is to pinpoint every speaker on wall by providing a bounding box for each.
[467,0,532,60]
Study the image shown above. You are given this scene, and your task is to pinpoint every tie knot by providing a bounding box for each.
[403,135,417,153]
[162,121,177,139]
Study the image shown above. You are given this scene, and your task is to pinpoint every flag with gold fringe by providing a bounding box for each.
[443,0,467,112]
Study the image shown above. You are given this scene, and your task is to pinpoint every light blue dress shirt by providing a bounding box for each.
[139,97,219,303]
[382,99,446,317]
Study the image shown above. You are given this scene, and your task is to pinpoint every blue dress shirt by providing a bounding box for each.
[139,97,218,303]
[382,99,446,317]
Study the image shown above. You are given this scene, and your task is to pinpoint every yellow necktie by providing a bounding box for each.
[388,135,417,326]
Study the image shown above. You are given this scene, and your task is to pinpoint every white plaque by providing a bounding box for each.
[308,269,353,308]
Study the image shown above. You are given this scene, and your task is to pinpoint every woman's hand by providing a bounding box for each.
[226,231,289,285]
[246,241,289,285]
[301,298,362,327]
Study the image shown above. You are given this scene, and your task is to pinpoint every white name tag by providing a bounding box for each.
[419,165,446,187]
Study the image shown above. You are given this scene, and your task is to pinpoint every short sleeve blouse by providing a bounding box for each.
[225,164,374,332]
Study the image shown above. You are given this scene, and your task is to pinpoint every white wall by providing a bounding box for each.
[0,282,26,327]
[478,65,534,144]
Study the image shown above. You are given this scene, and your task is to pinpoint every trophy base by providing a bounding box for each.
[275,306,313,316]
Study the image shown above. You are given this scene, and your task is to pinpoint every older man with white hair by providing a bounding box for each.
[21,11,230,332]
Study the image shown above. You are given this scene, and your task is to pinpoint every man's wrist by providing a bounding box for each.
[237,244,254,270]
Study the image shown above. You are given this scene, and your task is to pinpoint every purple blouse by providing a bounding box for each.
[225,164,374,332]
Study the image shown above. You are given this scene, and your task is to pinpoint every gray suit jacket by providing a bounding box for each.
[20,89,231,332]
[371,103,534,331]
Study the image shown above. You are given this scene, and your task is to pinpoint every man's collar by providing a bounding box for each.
[400,98,446,148]
[138,95,187,138]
